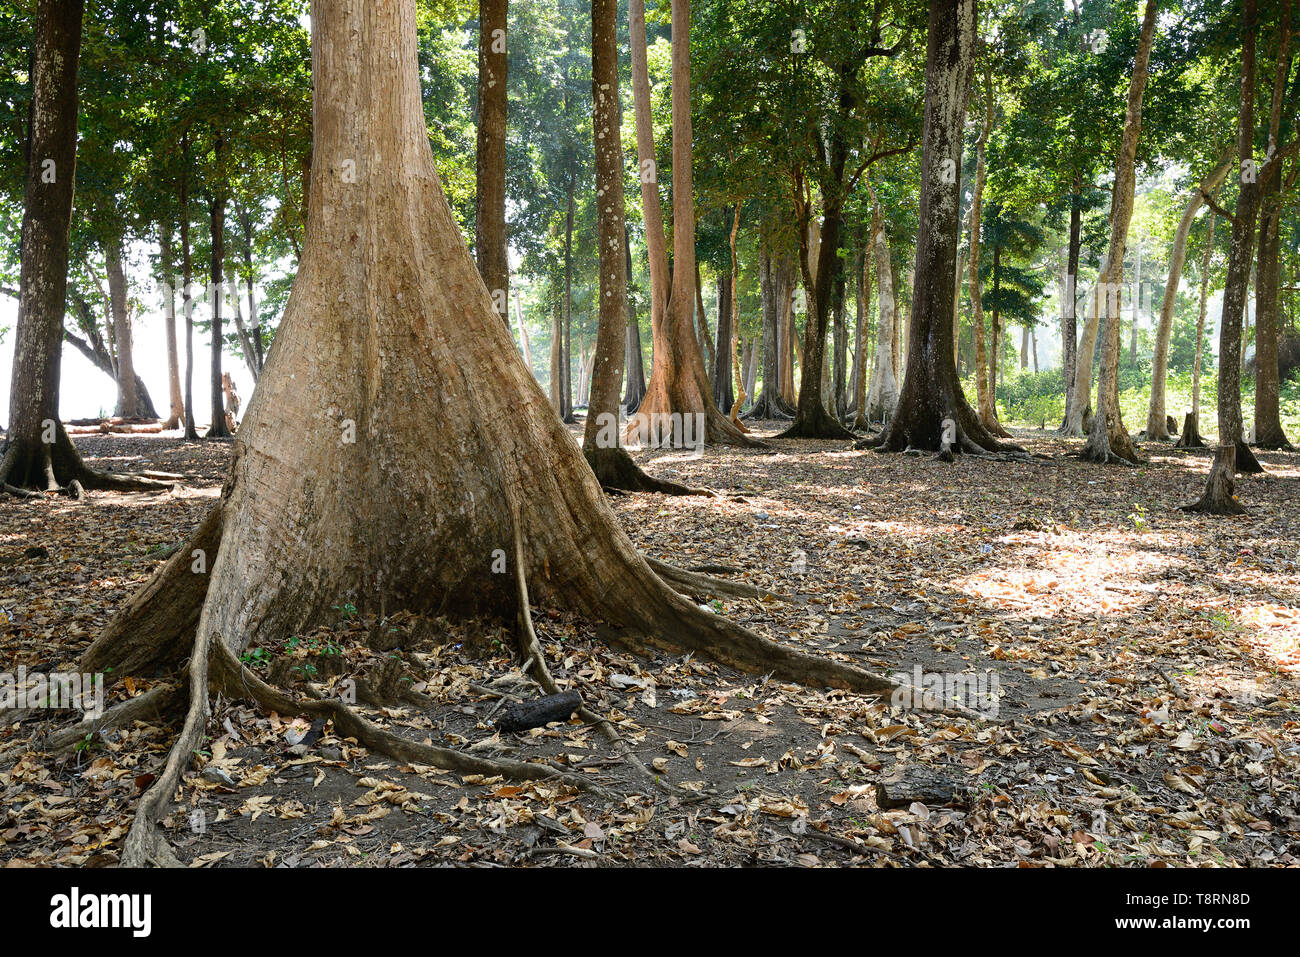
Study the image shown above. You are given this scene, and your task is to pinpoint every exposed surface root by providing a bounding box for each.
[0,683,180,763]
[646,556,790,602]
[505,500,665,792]
[583,445,710,496]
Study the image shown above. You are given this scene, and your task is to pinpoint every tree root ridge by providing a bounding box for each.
[583,445,709,496]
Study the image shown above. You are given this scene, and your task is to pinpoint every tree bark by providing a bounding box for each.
[475,0,509,324]
[1081,0,1159,465]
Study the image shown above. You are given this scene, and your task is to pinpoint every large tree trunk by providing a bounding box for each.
[475,0,509,324]
[1,0,161,495]
[1147,154,1232,439]
[1186,0,1268,511]
[870,0,1011,456]
[84,0,897,865]
[159,222,185,429]
[1081,0,1159,466]
[1252,0,1293,450]
[631,0,757,447]
[106,235,141,418]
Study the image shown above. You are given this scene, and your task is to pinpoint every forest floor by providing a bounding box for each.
[1,423,1298,868]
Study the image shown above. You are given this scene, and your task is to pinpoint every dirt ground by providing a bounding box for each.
[1,424,1298,867]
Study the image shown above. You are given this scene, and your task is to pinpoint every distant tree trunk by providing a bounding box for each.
[1186,0,1267,512]
[158,223,184,429]
[1057,179,1082,432]
[779,256,798,404]
[742,338,758,399]
[475,0,509,324]
[180,136,199,441]
[852,243,873,431]
[227,263,260,381]
[235,204,264,376]
[1148,154,1232,438]
[989,244,1002,404]
[1081,0,1158,465]
[2,0,160,494]
[1252,0,1293,450]
[549,289,563,411]
[207,158,232,439]
[513,289,532,372]
[726,204,749,428]
[561,149,576,422]
[696,260,716,379]
[629,0,671,342]
[63,294,159,420]
[749,245,794,419]
[622,226,646,413]
[967,70,1006,437]
[865,212,899,424]
[106,235,141,417]
[832,250,849,421]
[711,272,732,410]
[632,0,757,447]
[1177,208,1215,448]
[871,0,1011,455]
[1019,326,1029,369]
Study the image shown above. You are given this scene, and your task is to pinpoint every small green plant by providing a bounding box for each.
[1127,503,1148,532]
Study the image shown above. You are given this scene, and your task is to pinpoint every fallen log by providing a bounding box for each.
[496,690,583,733]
